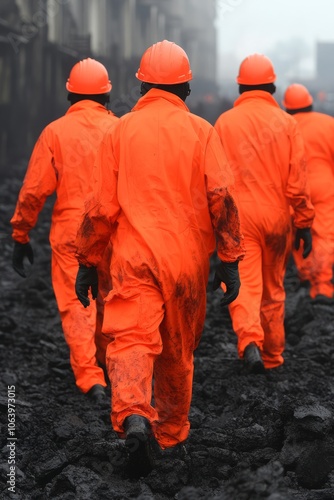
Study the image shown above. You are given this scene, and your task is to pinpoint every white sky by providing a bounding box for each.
[216,0,334,84]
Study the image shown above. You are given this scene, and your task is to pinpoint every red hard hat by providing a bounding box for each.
[236,53,276,85]
[136,40,192,84]
[66,58,112,94]
[282,83,313,110]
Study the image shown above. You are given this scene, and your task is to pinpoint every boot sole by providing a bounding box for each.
[125,431,154,478]
[246,360,266,374]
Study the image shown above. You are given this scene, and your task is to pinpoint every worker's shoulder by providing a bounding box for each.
[311,110,334,126]
[42,109,78,132]
[214,106,236,124]
[37,114,67,140]
[119,105,214,132]
[46,106,117,131]
[274,106,300,127]
[186,110,214,129]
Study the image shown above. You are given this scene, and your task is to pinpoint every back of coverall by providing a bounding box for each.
[11,100,118,393]
[75,89,246,448]
[214,91,315,369]
[290,111,334,298]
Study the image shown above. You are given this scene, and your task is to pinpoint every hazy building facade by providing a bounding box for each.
[0,0,218,168]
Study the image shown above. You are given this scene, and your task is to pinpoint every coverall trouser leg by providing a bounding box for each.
[104,281,164,436]
[293,197,334,298]
[260,240,289,368]
[95,243,113,367]
[228,228,289,369]
[103,271,207,449]
[51,249,107,393]
[153,281,206,448]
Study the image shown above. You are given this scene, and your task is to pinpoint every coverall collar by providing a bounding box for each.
[132,88,190,112]
[66,100,109,115]
[234,90,280,108]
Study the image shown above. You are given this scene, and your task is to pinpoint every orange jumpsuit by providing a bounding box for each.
[75,89,245,448]
[10,100,118,392]
[214,91,315,369]
[290,111,334,298]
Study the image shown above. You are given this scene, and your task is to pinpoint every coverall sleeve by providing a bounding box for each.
[75,133,121,267]
[286,122,315,229]
[10,128,57,244]
[204,128,245,263]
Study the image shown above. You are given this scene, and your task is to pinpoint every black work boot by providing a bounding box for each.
[243,342,266,374]
[86,384,108,405]
[124,414,154,478]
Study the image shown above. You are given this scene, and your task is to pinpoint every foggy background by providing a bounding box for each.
[1,0,334,173]
[217,0,334,105]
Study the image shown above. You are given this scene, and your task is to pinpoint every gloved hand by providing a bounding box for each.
[212,260,240,306]
[12,241,34,278]
[75,264,98,308]
[294,227,312,258]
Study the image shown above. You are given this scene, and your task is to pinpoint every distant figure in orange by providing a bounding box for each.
[74,40,245,475]
[214,54,315,374]
[283,83,334,303]
[11,58,118,403]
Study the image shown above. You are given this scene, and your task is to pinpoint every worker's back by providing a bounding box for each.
[46,102,117,226]
[109,88,229,258]
[12,100,118,248]
[82,87,244,300]
[292,111,334,181]
[215,90,306,212]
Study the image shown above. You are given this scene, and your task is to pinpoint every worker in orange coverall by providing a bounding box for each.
[74,40,245,475]
[10,58,118,403]
[283,83,334,302]
[214,54,315,374]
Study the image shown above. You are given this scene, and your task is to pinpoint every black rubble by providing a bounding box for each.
[1,162,334,500]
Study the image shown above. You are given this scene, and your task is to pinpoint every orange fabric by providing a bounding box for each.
[75,89,245,448]
[290,111,334,298]
[95,241,113,365]
[214,90,315,369]
[11,100,118,392]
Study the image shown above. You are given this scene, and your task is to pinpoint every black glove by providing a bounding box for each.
[12,241,34,278]
[75,264,98,308]
[212,260,240,306]
[294,227,312,259]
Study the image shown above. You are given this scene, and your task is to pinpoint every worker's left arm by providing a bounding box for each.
[204,127,245,263]
[75,130,121,268]
[286,122,315,229]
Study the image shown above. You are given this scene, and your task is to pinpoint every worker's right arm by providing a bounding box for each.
[10,128,57,243]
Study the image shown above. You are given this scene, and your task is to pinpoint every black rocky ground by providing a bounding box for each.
[1,162,334,500]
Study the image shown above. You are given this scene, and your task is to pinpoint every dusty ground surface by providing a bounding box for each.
[1,162,334,500]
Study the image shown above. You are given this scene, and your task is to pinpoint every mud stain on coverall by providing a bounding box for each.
[265,228,291,257]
